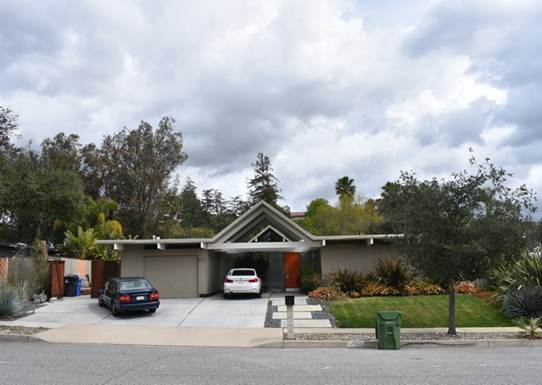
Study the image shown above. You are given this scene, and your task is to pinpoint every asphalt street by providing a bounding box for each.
[0,342,541,385]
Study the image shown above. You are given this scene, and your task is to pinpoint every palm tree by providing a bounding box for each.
[64,226,96,260]
[335,176,356,200]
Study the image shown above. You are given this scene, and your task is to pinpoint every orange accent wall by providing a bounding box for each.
[284,252,301,288]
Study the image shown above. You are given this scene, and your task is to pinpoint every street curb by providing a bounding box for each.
[260,340,348,348]
[0,334,44,343]
[349,339,542,349]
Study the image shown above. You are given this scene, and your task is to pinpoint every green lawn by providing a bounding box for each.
[330,295,514,328]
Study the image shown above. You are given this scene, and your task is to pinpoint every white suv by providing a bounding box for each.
[223,268,262,298]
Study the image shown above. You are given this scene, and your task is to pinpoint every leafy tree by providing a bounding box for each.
[378,156,536,335]
[80,143,105,198]
[0,149,86,244]
[299,196,383,235]
[335,176,356,200]
[0,106,17,153]
[98,117,187,236]
[248,153,282,206]
[40,133,82,173]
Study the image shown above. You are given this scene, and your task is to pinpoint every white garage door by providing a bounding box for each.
[143,256,198,298]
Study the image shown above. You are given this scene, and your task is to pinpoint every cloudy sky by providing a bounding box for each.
[1,0,541,211]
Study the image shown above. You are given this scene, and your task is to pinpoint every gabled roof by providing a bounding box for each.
[210,200,317,243]
[96,200,402,248]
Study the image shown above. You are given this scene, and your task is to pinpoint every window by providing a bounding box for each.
[119,279,152,291]
[230,269,256,276]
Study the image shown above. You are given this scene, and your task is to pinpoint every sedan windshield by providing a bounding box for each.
[231,269,256,276]
[119,279,152,291]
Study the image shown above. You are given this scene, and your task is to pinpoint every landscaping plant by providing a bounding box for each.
[493,253,542,300]
[325,268,366,293]
[0,283,25,319]
[374,258,413,290]
[515,317,541,339]
[308,286,345,301]
[503,286,542,319]
[300,264,321,294]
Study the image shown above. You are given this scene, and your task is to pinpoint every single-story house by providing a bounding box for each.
[96,200,400,298]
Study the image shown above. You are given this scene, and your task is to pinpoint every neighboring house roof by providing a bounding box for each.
[290,211,306,219]
[0,241,29,258]
[96,200,402,250]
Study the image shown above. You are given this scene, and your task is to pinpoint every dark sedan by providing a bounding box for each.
[98,277,160,316]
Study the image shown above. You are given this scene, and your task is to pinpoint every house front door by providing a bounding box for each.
[284,252,301,289]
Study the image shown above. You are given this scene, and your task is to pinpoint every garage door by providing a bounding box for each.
[143,256,198,298]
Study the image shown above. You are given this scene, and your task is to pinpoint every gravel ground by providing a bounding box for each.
[264,300,280,328]
[294,331,529,341]
[309,297,337,327]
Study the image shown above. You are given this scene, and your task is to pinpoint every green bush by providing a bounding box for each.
[503,286,542,319]
[493,253,542,299]
[300,264,321,294]
[515,317,541,339]
[325,268,366,293]
[374,258,413,289]
[0,283,26,319]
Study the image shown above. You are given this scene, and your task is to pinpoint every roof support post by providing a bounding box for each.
[367,238,374,246]
[157,243,166,250]
[113,243,124,251]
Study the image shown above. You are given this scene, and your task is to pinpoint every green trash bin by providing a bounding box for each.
[375,311,401,350]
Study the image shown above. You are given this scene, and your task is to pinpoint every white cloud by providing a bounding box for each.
[0,0,540,213]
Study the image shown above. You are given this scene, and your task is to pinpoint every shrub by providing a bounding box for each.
[361,282,401,296]
[493,253,542,299]
[404,280,445,295]
[374,258,413,289]
[300,265,321,294]
[308,286,345,301]
[515,317,541,339]
[0,283,25,319]
[456,281,479,295]
[325,268,366,293]
[503,286,542,319]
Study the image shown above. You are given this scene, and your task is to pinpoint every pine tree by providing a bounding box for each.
[247,153,282,205]
[179,178,205,227]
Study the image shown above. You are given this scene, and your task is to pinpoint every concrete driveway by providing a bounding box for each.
[0,293,270,329]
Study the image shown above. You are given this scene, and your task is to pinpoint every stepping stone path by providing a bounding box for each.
[270,296,332,328]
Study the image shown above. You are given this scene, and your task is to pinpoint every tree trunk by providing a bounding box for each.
[448,279,457,336]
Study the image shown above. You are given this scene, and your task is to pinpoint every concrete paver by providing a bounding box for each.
[272,312,312,320]
[280,319,332,328]
[276,304,322,312]
[271,297,307,305]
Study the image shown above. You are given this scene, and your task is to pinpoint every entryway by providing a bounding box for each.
[284,252,301,290]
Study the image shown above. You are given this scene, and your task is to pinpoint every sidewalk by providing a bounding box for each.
[34,324,283,348]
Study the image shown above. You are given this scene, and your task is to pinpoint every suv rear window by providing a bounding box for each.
[231,269,256,276]
[119,279,152,291]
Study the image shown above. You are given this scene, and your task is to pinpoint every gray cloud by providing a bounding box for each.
[0,0,541,211]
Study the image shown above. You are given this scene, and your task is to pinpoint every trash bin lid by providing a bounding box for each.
[377,311,401,321]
